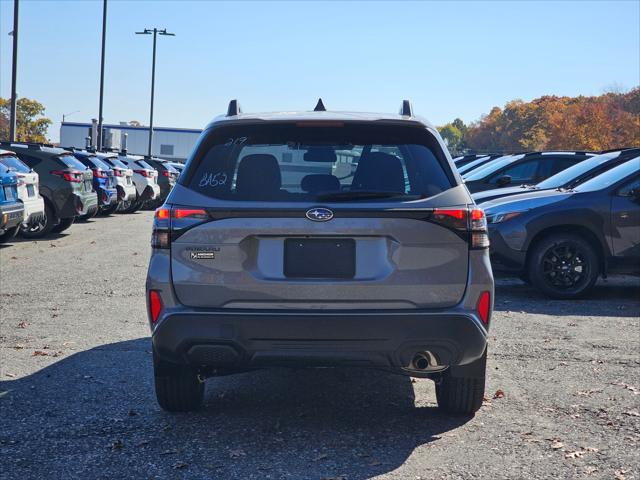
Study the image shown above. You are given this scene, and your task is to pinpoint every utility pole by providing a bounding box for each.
[9,0,19,141]
[135,28,174,157]
[97,0,107,150]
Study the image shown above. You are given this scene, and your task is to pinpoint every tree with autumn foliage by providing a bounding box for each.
[0,97,52,143]
[442,88,640,153]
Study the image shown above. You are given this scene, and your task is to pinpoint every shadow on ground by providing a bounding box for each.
[494,275,640,317]
[0,338,469,479]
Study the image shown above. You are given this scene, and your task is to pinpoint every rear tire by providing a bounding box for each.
[436,350,486,415]
[51,216,74,234]
[0,226,20,243]
[528,233,599,299]
[20,202,56,238]
[154,353,204,412]
[100,203,118,216]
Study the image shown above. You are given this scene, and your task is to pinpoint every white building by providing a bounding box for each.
[60,121,203,162]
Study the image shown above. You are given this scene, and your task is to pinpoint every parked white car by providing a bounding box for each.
[0,149,45,230]
[116,154,161,213]
[96,153,137,213]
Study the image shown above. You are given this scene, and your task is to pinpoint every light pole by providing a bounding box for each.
[136,28,174,157]
[97,0,107,150]
[62,110,80,123]
[9,0,19,141]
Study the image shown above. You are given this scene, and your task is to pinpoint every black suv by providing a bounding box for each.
[1,143,98,237]
[462,151,594,193]
[484,157,640,298]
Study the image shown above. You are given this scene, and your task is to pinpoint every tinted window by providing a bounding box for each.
[162,162,178,173]
[184,123,452,202]
[59,154,89,171]
[135,160,154,170]
[491,160,538,184]
[617,177,640,196]
[0,155,30,173]
[549,157,580,175]
[89,156,113,171]
[575,160,639,192]
[463,155,524,180]
[102,157,129,169]
[536,152,619,189]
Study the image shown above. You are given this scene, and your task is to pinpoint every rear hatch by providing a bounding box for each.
[0,153,39,200]
[166,122,476,310]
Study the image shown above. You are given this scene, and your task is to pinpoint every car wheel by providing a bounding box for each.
[100,203,118,216]
[154,351,204,412]
[51,216,75,234]
[435,350,486,415]
[0,225,20,244]
[528,233,599,299]
[20,203,56,239]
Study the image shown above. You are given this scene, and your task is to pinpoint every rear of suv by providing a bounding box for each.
[146,100,494,415]
[1,143,98,237]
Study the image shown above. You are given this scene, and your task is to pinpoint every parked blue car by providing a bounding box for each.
[71,150,118,215]
[0,163,25,243]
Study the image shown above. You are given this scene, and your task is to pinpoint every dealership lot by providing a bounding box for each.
[0,211,638,479]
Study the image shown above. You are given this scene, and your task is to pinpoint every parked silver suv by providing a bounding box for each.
[146,100,494,414]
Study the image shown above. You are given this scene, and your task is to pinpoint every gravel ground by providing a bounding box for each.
[1,211,639,480]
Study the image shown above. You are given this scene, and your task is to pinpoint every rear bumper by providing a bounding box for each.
[0,201,24,231]
[141,184,160,201]
[21,196,45,225]
[76,192,98,216]
[116,183,136,202]
[98,187,118,207]
[151,309,488,371]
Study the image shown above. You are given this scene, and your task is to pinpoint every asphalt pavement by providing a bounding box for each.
[1,211,638,479]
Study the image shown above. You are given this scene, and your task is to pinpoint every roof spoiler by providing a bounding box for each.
[399,100,413,117]
[226,99,242,117]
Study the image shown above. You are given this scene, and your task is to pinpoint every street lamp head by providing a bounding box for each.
[135,29,152,35]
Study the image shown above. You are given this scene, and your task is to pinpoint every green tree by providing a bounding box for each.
[0,97,52,142]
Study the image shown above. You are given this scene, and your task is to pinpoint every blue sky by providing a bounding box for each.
[1,0,639,141]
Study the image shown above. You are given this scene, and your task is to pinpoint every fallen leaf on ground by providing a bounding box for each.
[16,322,28,329]
[551,441,564,450]
[5,373,16,378]
[13,344,24,350]
[32,351,48,356]
[614,470,627,479]
[584,466,598,475]
[493,389,505,399]
[565,451,583,459]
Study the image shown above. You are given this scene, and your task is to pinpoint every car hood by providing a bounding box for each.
[472,185,537,203]
[482,188,572,214]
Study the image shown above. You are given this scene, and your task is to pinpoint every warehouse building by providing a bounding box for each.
[60,121,202,162]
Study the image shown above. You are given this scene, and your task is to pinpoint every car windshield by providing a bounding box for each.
[536,152,620,189]
[574,158,640,192]
[0,155,31,173]
[463,155,524,180]
[135,160,154,170]
[184,123,452,202]
[59,154,89,171]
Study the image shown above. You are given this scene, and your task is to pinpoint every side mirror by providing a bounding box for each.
[496,175,512,187]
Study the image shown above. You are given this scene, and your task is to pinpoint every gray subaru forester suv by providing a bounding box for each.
[146,100,494,415]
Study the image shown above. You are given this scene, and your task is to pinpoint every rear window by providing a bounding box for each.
[102,157,129,169]
[135,160,154,170]
[0,155,31,173]
[183,123,452,201]
[575,159,639,192]
[89,156,113,171]
[58,154,89,171]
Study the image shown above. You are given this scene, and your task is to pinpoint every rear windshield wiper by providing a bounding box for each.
[316,190,411,201]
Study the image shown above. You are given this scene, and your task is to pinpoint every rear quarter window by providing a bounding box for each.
[182,123,454,202]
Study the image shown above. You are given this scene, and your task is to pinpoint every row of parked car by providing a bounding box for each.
[0,142,184,242]
[452,148,640,298]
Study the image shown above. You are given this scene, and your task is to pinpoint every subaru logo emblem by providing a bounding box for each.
[306,207,334,222]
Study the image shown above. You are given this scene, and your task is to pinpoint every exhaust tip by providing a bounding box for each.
[411,351,439,371]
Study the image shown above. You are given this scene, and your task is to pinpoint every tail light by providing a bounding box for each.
[112,169,123,177]
[92,168,107,179]
[162,171,170,177]
[51,170,82,183]
[477,291,491,325]
[152,206,209,249]
[135,169,152,177]
[430,208,489,249]
[148,290,163,323]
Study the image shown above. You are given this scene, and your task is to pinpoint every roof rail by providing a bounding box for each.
[314,98,326,112]
[226,99,242,117]
[0,141,52,150]
[399,100,413,117]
